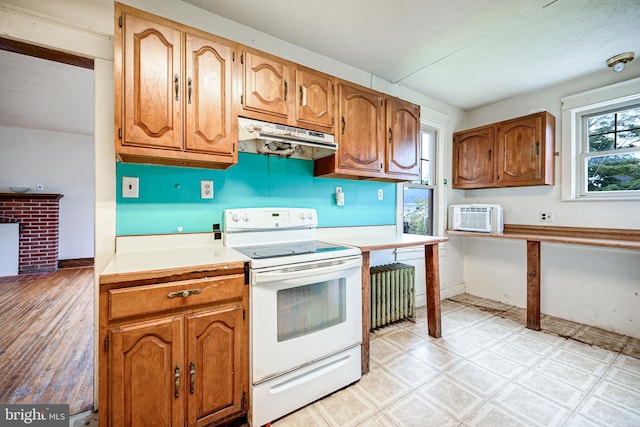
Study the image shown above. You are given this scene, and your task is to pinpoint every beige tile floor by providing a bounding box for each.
[70,294,640,427]
[271,294,640,427]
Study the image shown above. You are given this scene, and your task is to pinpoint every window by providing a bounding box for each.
[401,128,435,235]
[562,77,640,200]
[582,104,640,194]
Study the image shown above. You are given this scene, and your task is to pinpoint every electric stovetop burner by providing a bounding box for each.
[233,240,349,260]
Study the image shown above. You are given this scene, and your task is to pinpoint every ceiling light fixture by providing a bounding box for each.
[606,52,635,72]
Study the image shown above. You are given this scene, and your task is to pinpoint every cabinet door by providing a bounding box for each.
[243,51,290,118]
[186,306,244,426]
[497,113,551,186]
[110,317,184,427]
[386,97,420,179]
[452,126,496,188]
[295,68,334,129]
[184,33,235,156]
[337,83,385,174]
[122,13,182,150]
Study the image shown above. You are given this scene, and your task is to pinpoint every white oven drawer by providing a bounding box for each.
[251,345,361,427]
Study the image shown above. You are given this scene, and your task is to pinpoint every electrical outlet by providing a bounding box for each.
[539,211,553,222]
[335,187,344,206]
[201,180,214,199]
[122,176,139,198]
[378,189,383,200]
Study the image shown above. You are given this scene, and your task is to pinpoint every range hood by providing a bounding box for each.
[237,117,337,160]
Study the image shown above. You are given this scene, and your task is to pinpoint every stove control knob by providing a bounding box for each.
[242,213,250,222]
[231,212,240,222]
[299,212,306,220]
[306,211,314,220]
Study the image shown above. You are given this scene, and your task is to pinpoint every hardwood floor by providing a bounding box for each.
[0,267,94,415]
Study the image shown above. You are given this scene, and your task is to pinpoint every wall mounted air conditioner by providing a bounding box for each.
[448,204,504,234]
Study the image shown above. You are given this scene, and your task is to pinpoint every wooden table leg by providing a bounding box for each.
[360,251,371,375]
[526,240,541,330]
[425,244,441,338]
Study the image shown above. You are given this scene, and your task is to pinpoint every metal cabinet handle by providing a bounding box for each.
[299,85,304,106]
[341,116,346,134]
[535,141,540,155]
[389,128,393,142]
[187,77,192,104]
[174,365,180,398]
[488,149,492,161]
[174,74,179,101]
[284,80,288,101]
[189,361,195,394]
[167,289,202,299]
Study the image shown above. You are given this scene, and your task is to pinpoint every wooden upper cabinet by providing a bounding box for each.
[115,3,237,169]
[109,317,185,427]
[186,306,244,426]
[452,111,555,189]
[315,83,422,181]
[497,112,555,187]
[295,67,335,129]
[335,82,385,176]
[452,125,496,189]
[122,13,182,150]
[386,97,420,179]
[184,33,235,156]
[242,50,290,118]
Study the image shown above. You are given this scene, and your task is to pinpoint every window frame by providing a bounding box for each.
[561,77,640,201]
[396,124,439,236]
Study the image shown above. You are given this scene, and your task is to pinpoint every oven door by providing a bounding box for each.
[250,255,362,384]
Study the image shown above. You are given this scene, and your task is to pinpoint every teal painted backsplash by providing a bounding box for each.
[116,153,396,235]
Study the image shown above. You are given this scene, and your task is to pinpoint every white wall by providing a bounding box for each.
[0,126,94,259]
[457,70,640,338]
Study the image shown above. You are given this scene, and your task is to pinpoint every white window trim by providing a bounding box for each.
[396,115,447,236]
[561,77,640,201]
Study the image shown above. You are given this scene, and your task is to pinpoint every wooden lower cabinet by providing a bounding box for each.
[99,269,248,427]
[186,306,244,425]
[110,317,185,427]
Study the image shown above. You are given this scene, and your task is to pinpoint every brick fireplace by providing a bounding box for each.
[0,193,63,274]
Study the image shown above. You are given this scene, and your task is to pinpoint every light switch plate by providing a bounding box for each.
[122,176,139,198]
[201,180,214,199]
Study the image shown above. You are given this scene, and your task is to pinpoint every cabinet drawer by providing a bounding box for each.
[109,274,244,320]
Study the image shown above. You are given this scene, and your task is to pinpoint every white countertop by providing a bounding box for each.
[100,233,249,278]
[99,230,448,280]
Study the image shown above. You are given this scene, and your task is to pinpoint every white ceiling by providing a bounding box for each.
[181,0,640,111]
[1,0,638,138]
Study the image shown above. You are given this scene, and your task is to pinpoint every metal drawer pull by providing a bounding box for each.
[190,361,195,394]
[175,365,180,398]
[174,74,179,101]
[167,289,202,299]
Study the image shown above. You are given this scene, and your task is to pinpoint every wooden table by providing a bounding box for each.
[329,234,448,374]
[447,224,640,331]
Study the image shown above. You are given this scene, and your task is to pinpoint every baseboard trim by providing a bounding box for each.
[58,258,94,269]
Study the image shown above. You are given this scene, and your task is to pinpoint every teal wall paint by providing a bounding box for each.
[116,153,396,235]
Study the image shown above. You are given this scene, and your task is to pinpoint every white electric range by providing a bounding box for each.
[224,207,362,426]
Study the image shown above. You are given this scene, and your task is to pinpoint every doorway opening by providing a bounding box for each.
[0,38,95,415]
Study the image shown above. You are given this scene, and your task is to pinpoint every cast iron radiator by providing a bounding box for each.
[370,263,416,329]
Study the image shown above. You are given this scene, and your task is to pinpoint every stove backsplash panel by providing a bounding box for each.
[115,153,396,235]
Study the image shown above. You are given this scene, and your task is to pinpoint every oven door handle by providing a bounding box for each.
[253,257,362,284]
